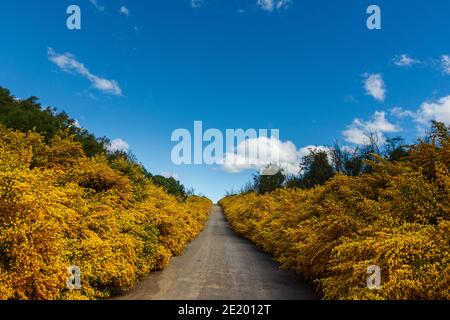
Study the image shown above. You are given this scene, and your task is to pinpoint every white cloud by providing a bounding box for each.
[48,48,122,96]
[441,55,450,75]
[363,73,386,102]
[343,111,400,145]
[119,6,130,16]
[89,0,104,11]
[223,137,299,175]
[222,136,327,175]
[390,106,416,119]
[393,54,420,67]
[257,0,292,12]
[415,95,450,126]
[389,95,450,133]
[107,139,130,153]
[191,0,204,8]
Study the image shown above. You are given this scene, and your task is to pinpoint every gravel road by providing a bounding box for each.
[114,205,318,300]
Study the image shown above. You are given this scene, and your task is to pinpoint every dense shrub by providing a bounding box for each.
[0,87,190,199]
[0,125,212,300]
[220,123,450,300]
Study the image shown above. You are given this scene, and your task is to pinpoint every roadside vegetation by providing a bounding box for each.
[0,87,212,300]
[220,122,450,299]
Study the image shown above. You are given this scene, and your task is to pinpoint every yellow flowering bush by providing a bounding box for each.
[0,125,212,300]
[220,125,450,300]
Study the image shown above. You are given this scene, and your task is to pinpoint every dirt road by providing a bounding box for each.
[114,205,317,300]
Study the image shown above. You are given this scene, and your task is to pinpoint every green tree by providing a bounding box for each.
[299,150,335,189]
[384,137,409,162]
[0,87,107,157]
[152,175,187,199]
[253,168,285,194]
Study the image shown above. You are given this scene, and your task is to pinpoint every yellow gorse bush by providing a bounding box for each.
[220,125,450,300]
[0,125,212,300]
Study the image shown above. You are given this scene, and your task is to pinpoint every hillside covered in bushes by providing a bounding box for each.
[220,122,450,300]
[0,87,212,299]
[0,87,188,199]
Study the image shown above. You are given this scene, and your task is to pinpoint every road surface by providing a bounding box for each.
[114,205,318,300]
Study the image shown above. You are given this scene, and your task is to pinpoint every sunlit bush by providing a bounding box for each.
[0,125,212,300]
[220,123,450,300]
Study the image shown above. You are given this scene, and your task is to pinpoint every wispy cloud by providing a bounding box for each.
[393,54,420,67]
[191,0,204,8]
[363,73,386,102]
[119,6,130,16]
[107,139,130,153]
[441,55,450,75]
[343,111,399,145]
[89,0,104,12]
[191,0,292,12]
[257,0,292,12]
[48,48,122,96]
[390,106,415,119]
[390,95,450,134]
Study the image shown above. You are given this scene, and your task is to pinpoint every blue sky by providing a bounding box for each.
[1,0,450,202]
